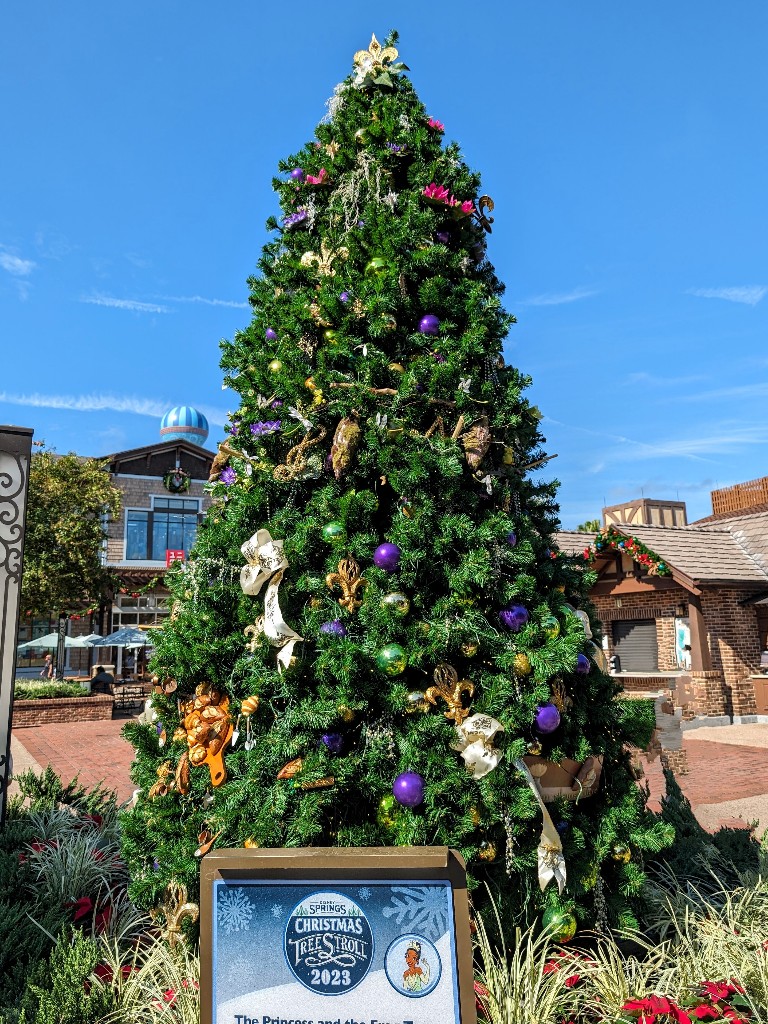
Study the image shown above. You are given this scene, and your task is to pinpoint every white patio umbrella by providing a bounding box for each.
[90,627,153,648]
[17,632,99,651]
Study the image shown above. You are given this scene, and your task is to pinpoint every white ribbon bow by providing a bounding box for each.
[452,713,504,779]
[240,530,303,673]
[514,757,567,894]
[240,529,288,596]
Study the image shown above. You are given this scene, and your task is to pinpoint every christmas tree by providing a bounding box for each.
[122,32,671,935]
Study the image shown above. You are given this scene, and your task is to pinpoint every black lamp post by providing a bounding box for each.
[0,425,34,824]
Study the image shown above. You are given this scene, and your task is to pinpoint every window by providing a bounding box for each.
[125,498,200,561]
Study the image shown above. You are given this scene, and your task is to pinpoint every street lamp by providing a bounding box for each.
[0,425,34,824]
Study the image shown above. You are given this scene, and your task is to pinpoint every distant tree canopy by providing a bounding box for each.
[21,448,121,618]
[576,518,601,533]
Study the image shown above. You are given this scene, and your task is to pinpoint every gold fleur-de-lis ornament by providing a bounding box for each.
[425,663,475,725]
[326,556,367,613]
[353,34,399,74]
[300,241,349,277]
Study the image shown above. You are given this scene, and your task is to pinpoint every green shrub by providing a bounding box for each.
[14,681,89,700]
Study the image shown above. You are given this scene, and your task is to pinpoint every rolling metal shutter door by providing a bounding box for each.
[612,619,658,672]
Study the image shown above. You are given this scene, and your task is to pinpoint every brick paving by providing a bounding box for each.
[12,711,139,804]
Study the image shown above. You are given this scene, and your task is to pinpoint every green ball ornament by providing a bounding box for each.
[542,615,560,639]
[268,358,283,373]
[377,794,397,829]
[321,521,346,544]
[323,329,338,345]
[542,907,577,944]
[381,592,410,617]
[376,643,407,676]
[354,127,368,145]
[611,843,632,864]
[365,257,389,277]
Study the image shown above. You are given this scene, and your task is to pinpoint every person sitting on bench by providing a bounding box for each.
[91,665,115,694]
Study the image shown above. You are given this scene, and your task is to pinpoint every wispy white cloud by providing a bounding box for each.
[125,252,153,269]
[520,286,598,307]
[679,382,768,403]
[81,294,171,313]
[687,285,767,306]
[0,249,36,276]
[545,415,768,466]
[161,293,249,310]
[0,391,229,427]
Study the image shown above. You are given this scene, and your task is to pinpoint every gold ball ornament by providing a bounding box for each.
[405,690,429,713]
[527,740,543,756]
[513,653,532,676]
[502,448,515,465]
[268,358,283,373]
[381,591,411,617]
[611,843,631,864]
[470,807,482,826]
[337,705,355,723]
[461,640,479,658]
[388,362,405,373]
[309,597,323,609]
[478,840,497,863]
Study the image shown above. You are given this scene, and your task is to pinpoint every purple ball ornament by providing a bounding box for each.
[575,653,591,675]
[498,604,529,632]
[339,291,350,303]
[506,531,518,547]
[435,231,450,244]
[393,771,425,808]
[373,542,401,573]
[419,314,440,335]
[320,619,348,638]
[265,328,278,342]
[290,167,305,181]
[321,732,345,755]
[535,703,561,734]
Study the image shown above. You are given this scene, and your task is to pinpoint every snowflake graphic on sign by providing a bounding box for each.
[217,887,254,934]
[381,885,449,939]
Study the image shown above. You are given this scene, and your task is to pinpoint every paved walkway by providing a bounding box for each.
[9,716,768,834]
[10,710,139,804]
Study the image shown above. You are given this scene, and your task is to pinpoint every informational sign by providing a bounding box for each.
[200,847,475,1024]
[166,549,186,567]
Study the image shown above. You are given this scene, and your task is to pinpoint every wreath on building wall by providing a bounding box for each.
[163,468,191,494]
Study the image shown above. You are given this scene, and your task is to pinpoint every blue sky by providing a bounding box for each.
[2,3,767,528]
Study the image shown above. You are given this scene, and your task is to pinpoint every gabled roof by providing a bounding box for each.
[699,508,768,578]
[104,439,215,480]
[555,524,768,586]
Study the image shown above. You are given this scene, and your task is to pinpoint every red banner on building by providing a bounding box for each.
[166,549,185,567]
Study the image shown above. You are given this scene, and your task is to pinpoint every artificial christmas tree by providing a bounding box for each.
[122,32,671,934]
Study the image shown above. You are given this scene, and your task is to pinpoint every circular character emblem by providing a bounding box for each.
[384,934,442,997]
[283,890,374,994]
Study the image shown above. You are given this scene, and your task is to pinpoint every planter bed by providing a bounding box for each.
[13,692,114,727]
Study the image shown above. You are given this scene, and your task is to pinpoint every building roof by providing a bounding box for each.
[692,501,768,525]
[555,523,768,585]
[556,531,595,556]
[619,524,768,583]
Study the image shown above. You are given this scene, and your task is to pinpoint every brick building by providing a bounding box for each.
[16,407,215,677]
[558,492,768,726]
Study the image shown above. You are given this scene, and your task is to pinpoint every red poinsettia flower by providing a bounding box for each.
[691,1006,720,1020]
[701,981,739,1001]
[474,979,489,1017]
[622,994,689,1024]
